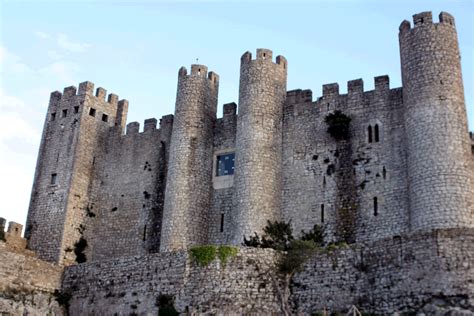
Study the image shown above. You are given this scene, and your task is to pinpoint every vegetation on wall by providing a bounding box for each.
[324,110,352,140]
[189,245,239,267]
[156,294,179,316]
[73,237,88,263]
[243,221,327,315]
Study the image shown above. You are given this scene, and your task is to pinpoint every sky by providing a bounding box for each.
[0,0,473,228]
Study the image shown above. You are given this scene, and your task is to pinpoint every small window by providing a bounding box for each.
[74,106,79,114]
[321,204,325,223]
[220,213,224,233]
[142,225,147,241]
[62,109,68,118]
[51,173,57,185]
[374,124,380,142]
[102,114,108,122]
[368,125,373,143]
[51,113,56,121]
[382,166,387,179]
[89,108,96,117]
[216,153,235,176]
[373,197,378,216]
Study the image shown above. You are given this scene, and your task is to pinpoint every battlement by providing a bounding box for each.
[123,115,173,136]
[286,89,313,104]
[178,65,219,84]
[49,82,125,107]
[0,217,27,249]
[399,11,455,33]
[240,49,287,69]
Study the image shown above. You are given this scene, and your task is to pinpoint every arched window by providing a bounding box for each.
[368,125,373,143]
[374,124,380,142]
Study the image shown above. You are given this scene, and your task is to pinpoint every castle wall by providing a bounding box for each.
[208,103,237,244]
[0,236,64,315]
[58,228,474,315]
[83,116,173,262]
[282,79,409,242]
[292,228,474,315]
[61,248,281,315]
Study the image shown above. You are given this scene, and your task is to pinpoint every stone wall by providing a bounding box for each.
[0,241,64,315]
[292,228,474,315]
[61,248,282,315]
[59,228,474,315]
[282,81,408,243]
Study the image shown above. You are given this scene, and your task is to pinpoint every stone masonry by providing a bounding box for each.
[23,11,474,262]
[1,9,472,315]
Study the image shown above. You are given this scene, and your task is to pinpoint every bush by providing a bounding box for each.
[189,245,216,267]
[324,110,352,140]
[301,224,325,247]
[243,220,294,251]
[217,246,239,267]
[279,239,318,275]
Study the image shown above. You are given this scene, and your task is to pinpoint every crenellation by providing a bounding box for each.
[95,87,107,100]
[439,11,455,26]
[374,75,390,91]
[143,118,157,132]
[126,121,140,134]
[223,102,237,117]
[322,83,339,97]
[107,93,119,105]
[347,78,364,94]
[62,85,77,98]
[413,11,433,26]
[78,81,94,95]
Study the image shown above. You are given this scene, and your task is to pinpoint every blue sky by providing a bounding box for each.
[0,0,473,227]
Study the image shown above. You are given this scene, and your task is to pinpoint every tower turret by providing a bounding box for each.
[231,49,287,244]
[160,65,219,251]
[25,82,128,264]
[399,12,474,231]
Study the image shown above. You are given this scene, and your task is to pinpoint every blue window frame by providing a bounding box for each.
[216,153,235,176]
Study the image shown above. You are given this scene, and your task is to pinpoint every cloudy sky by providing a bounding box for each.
[0,0,473,228]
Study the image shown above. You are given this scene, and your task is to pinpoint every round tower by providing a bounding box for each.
[231,49,287,244]
[399,12,474,231]
[160,65,219,251]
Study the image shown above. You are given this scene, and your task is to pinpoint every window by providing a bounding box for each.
[220,214,224,232]
[89,108,96,117]
[51,173,57,185]
[374,124,380,142]
[368,125,373,143]
[62,109,68,118]
[216,153,235,176]
[51,113,56,121]
[102,114,108,122]
[74,106,79,114]
[321,204,325,223]
[373,197,378,216]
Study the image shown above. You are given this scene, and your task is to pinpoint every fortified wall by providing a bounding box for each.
[0,10,473,315]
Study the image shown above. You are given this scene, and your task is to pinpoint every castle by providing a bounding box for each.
[1,11,474,315]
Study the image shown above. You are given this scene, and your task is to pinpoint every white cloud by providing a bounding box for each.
[38,60,81,82]
[57,33,91,53]
[0,46,32,75]
[34,31,52,40]
[47,50,63,60]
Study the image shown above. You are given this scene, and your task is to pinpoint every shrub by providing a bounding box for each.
[189,245,216,267]
[243,220,294,251]
[279,239,318,275]
[324,110,352,140]
[301,224,325,247]
[217,246,239,267]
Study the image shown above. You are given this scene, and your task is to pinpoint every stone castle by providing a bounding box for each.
[1,11,474,315]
